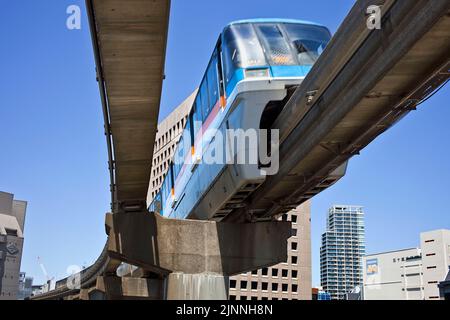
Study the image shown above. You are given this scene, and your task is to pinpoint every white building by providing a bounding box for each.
[420,229,450,300]
[363,229,450,300]
[363,248,423,300]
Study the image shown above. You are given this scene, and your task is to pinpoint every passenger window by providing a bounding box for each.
[207,55,219,112]
[200,78,210,122]
[192,101,202,135]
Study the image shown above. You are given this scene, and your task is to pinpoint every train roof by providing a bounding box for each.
[227,18,327,28]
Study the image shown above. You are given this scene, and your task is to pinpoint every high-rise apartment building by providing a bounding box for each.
[320,205,365,300]
[363,229,450,300]
[229,201,312,300]
[0,191,27,300]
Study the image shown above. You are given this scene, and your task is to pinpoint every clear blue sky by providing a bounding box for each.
[0,0,448,287]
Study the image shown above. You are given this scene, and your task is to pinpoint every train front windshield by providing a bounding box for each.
[222,22,331,83]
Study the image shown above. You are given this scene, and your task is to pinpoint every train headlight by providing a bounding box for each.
[245,68,269,78]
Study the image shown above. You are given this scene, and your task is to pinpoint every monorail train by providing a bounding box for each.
[149,18,332,221]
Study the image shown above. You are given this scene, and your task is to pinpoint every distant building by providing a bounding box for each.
[312,287,332,300]
[363,229,450,300]
[320,205,366,300]
[229,202,312,300]
[18,272,33,300]
[0,191,27,300]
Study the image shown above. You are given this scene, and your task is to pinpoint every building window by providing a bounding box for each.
[292,256,298,265]
[230,280,236,289]
[282,284,288,292]
[272,283,278,292]
[426,253,436,257]
[261,297,269,301]
[272,269,278,277]
[251,282,258,290]
[427,266,437,270]
[262,282,268,291]
[282,269,288,278]
[291,215,298,223]
[240,281,248,290]
[251,296,258,301]
[262,268,268,276]
[229,295,236,300]
[291,242,298,251]
[292,229,298,237]
[292,270,298,279]
[292,284,298,292]
[251,270,258,275]
[241,296,248,300]
[425,240,435,243]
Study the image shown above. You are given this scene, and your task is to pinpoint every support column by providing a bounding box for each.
[166,273,229,300]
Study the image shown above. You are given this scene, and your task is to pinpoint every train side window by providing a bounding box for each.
[206,54,219,113]
[192,101,202,135]
[173,135,184,178]
[199,78,210,122]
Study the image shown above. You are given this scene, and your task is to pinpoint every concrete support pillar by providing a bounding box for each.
[166,273,229,300]
[104,211,291,300]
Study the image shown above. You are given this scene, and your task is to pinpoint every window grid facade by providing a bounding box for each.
[320,205,365,300]
[229,202,312,300]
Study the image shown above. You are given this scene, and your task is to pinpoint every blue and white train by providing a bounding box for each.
[149,19,332,221]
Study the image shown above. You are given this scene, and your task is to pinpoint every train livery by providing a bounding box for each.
[149,19,332,221]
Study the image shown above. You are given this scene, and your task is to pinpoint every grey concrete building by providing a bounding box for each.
[0,191,27,300]
[229,201,312,300]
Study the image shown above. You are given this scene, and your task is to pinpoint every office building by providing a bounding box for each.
[229,201,312,300]
[320,205,366,300]
[0,191,27,300]
[363,229,450,300]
